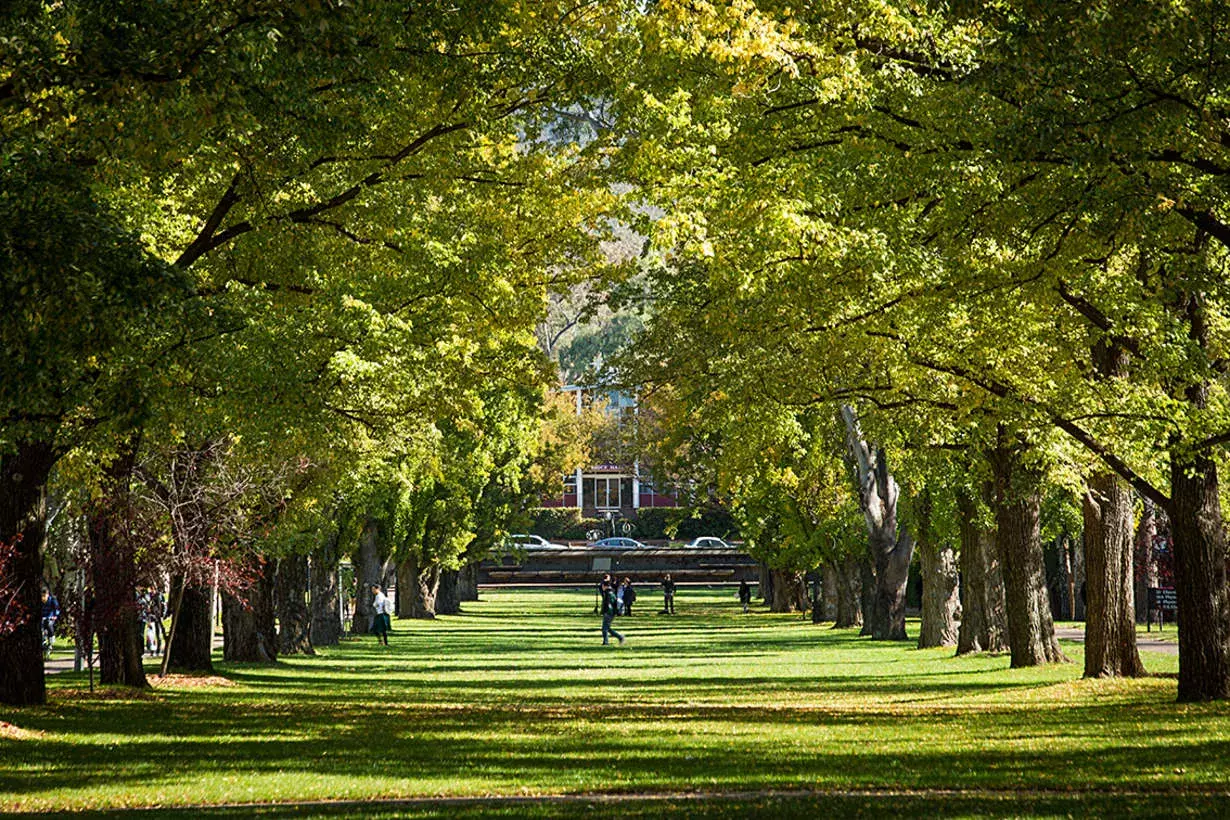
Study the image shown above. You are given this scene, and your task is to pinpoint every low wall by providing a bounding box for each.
[478,547,759,585]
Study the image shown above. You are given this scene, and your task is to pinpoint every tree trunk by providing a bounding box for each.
[1169,446,1230,701]
[1134,499,1158,623]
[916,489,959,649]
[820,563,840,622]
[351,516,385,635]
[166,578,214,672]
[1082,471,1144,678]
[98,610,147,686]
[831,556,863,629]
[89,440,149,689]
[0,441,56,705]
[956,485,1008,655]
[768,569,807,613]
[276,555,314,656]
[758,564,773,603]
[436,568,461,615]
[989,438,1067,667]
[842,406,912,640]
[918,542,960,649]
[310,530,342,647]
[222,559,277,663]
[396,554,440,619]
[858,558,876,636]
[457,562,480,602]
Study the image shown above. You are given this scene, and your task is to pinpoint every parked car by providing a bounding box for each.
[590,536,650,549]
[683,536,732,549]
[504,533,569,550]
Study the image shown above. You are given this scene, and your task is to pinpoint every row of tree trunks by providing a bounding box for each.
[0,441,56,705]
[955,486,1008,655]
[990,436,1067,667]
[1082,471,1144,678]
[276,555,314,656]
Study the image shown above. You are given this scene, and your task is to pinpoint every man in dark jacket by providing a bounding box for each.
[661,573,676,615]
[600,580,625,645]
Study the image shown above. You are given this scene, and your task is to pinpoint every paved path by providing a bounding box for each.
[44,634,224,675]
[1054,625,1177,655]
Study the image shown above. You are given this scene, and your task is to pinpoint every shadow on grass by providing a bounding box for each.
[30,792,1230,819]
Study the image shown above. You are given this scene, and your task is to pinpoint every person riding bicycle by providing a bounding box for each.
[41,588,60,657]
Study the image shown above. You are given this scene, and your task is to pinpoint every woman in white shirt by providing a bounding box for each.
[370,584,392,645]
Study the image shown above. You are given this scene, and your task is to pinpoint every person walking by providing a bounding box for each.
[621,577,636,615]
[41,588,60,657]
[594,573,611,615]
[370,584,393,646]
[661,573,676,615]
[738,579,752,613]
[600,580,625,645]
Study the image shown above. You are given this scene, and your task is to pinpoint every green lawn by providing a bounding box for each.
[2,587,1226,817]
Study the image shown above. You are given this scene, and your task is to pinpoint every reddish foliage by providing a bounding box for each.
[0,535,28,639]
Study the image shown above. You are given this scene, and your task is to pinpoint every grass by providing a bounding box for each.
[2,587,1226,817]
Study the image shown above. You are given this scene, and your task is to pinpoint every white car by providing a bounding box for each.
[683,536,733,549]
[504,533,568,550]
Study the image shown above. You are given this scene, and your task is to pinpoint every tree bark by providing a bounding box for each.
[989,438,1067,667]
[436,568,461,615]
[858,558,876,636]
[1169,446,1230,701]
[915,490,959,649]
[768,569,807,612]
[89,440,149,688]
[396,553,440,619]
[956,485,1008,655]
[820,563,840,622]
[457,562,480,602]
[842,406,912,640]
[758,564,773,603]
[310,529,342,647]
[831,556,863,629]
[0,441,56,705]
[276,555,314,656]
[1082,471,1144,677]
[166,578,214,672]
[222,559,277,663]
[351,516,385,634]
[1133,499,1158,623]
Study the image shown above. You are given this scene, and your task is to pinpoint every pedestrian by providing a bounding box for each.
[594,573,611,615]
[738,579,752,614]
[661,573,676,615]
[600,580,625,645]
[615,577,626,616]
[621,577,636,615]
[41,587,60,657]
[370,584,392,646]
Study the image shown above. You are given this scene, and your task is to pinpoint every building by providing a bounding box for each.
[540,385,677,519]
